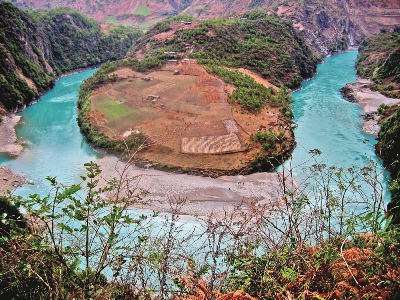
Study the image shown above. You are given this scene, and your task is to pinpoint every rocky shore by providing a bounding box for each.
[0,166,25,196]
[0,114,23,156]
[340,77,400,136]
[0,114,26,195]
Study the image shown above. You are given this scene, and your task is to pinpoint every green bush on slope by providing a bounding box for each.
[356,32,400,225]
[129,10,318,90]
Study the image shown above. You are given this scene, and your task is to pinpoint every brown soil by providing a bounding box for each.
[16,70,37,92]
[90,61,294,176]
[153,22,201,41]
[99,23,118,34]
[237,68,279,91]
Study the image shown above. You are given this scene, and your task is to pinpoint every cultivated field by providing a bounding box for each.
[89,61,291,174]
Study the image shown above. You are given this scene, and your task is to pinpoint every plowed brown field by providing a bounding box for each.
[89,61,293,175]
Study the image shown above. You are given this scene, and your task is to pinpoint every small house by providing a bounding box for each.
[148,94,161,100]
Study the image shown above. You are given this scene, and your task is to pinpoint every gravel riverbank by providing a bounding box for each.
[0,166,25,196]
[0,114,23,156]
[0,114,26,196]
[340,78,400,136]
[96,155,287,218]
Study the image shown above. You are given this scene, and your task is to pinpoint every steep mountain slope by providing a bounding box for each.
[4,0,400,55]
[3,0,195,21]
[356,32,400,97]
[0,2,142,116]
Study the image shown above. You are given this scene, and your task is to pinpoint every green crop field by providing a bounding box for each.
[96,100,134,121]
[134,5,150,16]
[105,16,134,27]
[107,109,160,132]
[105,16,115,24]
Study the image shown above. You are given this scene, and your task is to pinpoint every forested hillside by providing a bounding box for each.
[5,0,400,56]
[128,11,318,89]
[356,32,400,98]
[0,2,142,117]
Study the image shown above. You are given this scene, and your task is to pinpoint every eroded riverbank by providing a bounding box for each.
[0,166,25,196]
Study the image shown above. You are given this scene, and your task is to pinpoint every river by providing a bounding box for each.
[0,51,389,209]
[282,51,383,172]
[0,69,101,198]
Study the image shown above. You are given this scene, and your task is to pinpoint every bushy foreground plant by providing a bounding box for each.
[222,156,399,299]
[1,153,399,299]
[0,161,153,298]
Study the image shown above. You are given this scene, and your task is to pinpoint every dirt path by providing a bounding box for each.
[237,68,279,91]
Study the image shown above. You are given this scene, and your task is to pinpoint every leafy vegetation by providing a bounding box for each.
[356,32,400,98]
[204,65,289,112]
[356,32,400,226]
[1,156,399,299]
[0,163,146,299]
[0,2,143,116]
[0,196,27,237]
[376,107,400,225]
[129,11,318,89]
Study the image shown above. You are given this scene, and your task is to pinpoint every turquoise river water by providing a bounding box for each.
[0,69,101,198]
[0,51,390,201]
[283,50,382,172]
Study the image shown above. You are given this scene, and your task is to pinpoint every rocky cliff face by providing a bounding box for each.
[0,2,142,116]
[4,0,400,56]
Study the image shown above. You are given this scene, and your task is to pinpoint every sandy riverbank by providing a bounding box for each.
[0,114,26,195]
[96,155,287,218]
[0,166,25,196]
[340,78,400,136]
[0,113,26,195]
[0,114,23,156]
